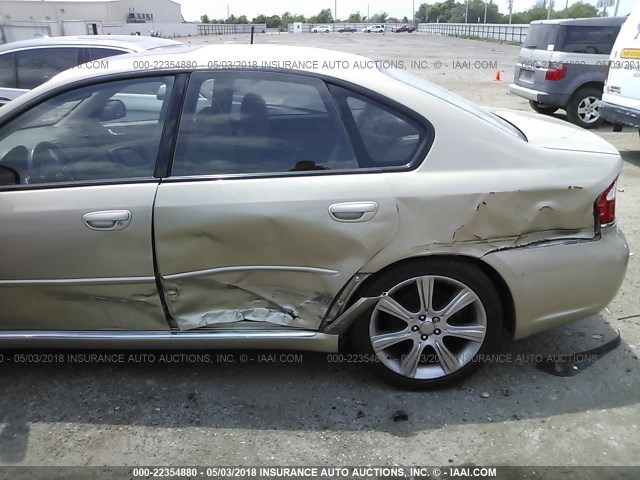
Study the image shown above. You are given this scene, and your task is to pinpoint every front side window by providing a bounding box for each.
[15,47,80,89]
[0,76,174,186]
[172,71,358,176]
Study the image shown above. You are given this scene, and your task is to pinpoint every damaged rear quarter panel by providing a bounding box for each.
[362,143,621,273]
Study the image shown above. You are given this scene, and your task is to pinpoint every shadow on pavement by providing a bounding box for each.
[0,314,637,463]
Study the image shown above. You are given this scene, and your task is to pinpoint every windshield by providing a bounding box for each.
[383,68,525,140]
[24,98,84,128]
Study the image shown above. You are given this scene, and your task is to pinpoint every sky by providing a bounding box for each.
[175,0,637,22]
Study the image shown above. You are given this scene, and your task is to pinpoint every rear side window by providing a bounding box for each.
[329,85,426,168]
[89,47,128,61]
[15,47,80,89]
[557,26,620,55]
[0,53,17,88]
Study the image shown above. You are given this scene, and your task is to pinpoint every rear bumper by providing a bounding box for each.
[483,226,629,339]
[597,100,640,129]
[509,83,568,107]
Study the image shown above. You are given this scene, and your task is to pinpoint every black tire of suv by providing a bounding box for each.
[529,100,558,115]
[566,87,605,129]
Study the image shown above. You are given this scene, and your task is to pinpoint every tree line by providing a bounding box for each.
[199,1,598,27]
[199,10,408,28]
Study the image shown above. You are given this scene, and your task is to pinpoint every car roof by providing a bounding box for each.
[49,44,389,87]
[0,35,180,53]
[530,16,626,27]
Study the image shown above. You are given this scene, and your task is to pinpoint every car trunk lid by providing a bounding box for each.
[492,109,620,155]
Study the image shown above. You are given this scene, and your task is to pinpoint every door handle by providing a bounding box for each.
[329,202,378,223]
[83,210,131,231]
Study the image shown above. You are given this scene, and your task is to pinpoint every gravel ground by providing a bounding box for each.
[0,32,638,471]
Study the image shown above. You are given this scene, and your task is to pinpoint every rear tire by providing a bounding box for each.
[349,258,503,390]
[566,87,605,129]
[529,100,558,115]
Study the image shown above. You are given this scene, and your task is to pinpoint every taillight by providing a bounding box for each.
[545,62,567,81]
[597,179,617,227]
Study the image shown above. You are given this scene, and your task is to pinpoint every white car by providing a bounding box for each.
[364,25,386,33]
[599,5,640,132]
[311,25,330,33]
[0,44,628,389]
[0,35,179,106]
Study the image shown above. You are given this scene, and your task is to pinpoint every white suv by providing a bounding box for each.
[599,5,640,133]
[311,25,331,33]
[364,25,386,33]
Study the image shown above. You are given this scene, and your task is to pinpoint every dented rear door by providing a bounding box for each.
[153,175,399,330]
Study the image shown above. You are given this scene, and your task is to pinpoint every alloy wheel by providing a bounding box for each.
[577,96,601,124]
[369,275,487,380]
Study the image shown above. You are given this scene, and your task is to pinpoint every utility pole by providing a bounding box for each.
[412,0,415,22]
[367,3,370,21]
[547,0,552,19]
[614,0,620,16]
[508,0,513,24]
[226,4,229,19]
[334,0,337,22]
[465,0,469,23]
[483,1,488,23]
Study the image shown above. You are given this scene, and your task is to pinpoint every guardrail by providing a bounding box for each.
[417,23,529,44]
[197,24,267,35]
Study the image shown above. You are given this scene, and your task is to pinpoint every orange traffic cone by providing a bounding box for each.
[494,71,501,81]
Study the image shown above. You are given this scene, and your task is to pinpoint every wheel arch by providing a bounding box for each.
[343,253,516,338]
[569,81,604,100]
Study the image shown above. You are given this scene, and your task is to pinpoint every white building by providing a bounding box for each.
[0,0,188,40]
[0,0,183,24]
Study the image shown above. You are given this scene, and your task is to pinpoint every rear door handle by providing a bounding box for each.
[329,202,378,223]
[83,210,131,231]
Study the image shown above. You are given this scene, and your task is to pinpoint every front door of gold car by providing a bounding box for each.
[0,76,177,330]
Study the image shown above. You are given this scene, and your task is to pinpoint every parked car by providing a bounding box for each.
[338,26,358,33]
[599,6,640,133]
[311,25,331,33]
[363,25,386,33]
[0,45,628,389]
[393,24,416,33]
[0,35,179,106]
[509,17,625,129]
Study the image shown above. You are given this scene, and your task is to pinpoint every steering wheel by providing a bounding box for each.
[28,141,72,184]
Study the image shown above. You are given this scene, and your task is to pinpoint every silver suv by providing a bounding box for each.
[509,17,624,129]
[0,35,179,106]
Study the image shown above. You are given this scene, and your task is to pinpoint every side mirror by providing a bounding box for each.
[101,99,126,121]
[0,164,20,186]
